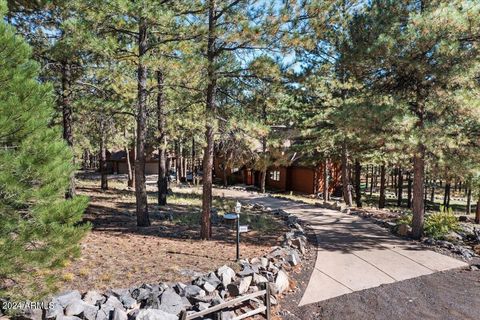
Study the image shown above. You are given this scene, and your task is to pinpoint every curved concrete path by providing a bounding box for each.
[213,188,468,306]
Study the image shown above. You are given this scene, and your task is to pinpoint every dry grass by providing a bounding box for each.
[58,173,287,292]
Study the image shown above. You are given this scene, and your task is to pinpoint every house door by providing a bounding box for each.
[245,169,254,185]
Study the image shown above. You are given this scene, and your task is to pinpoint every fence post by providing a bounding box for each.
[265,283,271,320]
[180,310,187,320]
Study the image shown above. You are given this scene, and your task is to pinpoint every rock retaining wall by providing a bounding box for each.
[17,204,309,320]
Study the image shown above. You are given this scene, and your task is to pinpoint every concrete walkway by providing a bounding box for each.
[213,188,469,306]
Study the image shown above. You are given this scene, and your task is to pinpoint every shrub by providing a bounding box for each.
[396,206,459,239]
[424,206,460,239]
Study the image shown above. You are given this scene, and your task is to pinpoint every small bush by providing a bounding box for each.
[395,206,459,238]
[424,206,459,238]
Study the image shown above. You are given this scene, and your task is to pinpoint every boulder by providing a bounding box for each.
[183,285,205,298]
[131,288,150,302]
[120,293,137,309]
[252,273,268,285]
[286,251,301,266]
[273,270,289,294]
[111,308,128,320]
[136,309,178,320]
[197,302,211,311]
[107,288,129,299]
[65,300,98,320]
[203,282,216,293]
[83,291,106,306]
[259,257,269,269]
[217,265,236,287]
[158,289,184,315]
[238,276,252,295]
[291,236,305,249]
[194,272,221,289]
[144,292,161,309]
[57,291,82,308]
[104,296,124,311]
[45,299,64,319]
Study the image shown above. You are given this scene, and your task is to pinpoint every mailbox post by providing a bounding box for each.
[235,201,241,261]
[224,201,247,261]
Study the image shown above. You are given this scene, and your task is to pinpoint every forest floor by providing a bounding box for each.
[58,172,287,292]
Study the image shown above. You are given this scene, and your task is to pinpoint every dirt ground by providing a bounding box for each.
[282,268,480,320]
[58,173,287,292]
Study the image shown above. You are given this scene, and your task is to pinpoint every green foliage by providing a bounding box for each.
[424,207,460,239]
[396,206,460,239]
[0,15,89,300]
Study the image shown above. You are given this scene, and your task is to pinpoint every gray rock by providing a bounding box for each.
[193,272,221,289]
[131,288,150,301]
[203,281,216,293]
[20,307,43,320]
[273,270,289,294]
[158,289,183,315]
[45,299,64,319]
[83,290,106,306]
[57,317,82,320]
[65,300,85,316]
[291,238,306,255]
[172,283,187,296]
[111,308,128,320]
[107,288,129,299]
[252,273,268,285]
[120,293,137,309]
[144,292,161,309]
[238,276,252,295]
[104,296,124,311]
[57,290,82,308]
[181,296,192,309]
[217,265,236,287]
[197,302,210,311]
[286,251,301,266]
[184,285,205,298]
[260,257,269,269]
[136,309,178,320]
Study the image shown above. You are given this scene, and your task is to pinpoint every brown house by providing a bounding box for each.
[213,158,341,195]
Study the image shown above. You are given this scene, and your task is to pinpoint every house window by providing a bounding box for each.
[270,170,281,181]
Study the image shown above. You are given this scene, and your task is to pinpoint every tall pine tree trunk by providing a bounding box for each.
[407,172,412,208]
[260,169,266,194]
[466,188,472,215]
[443,182,451,208]
[370,165,374,196]
[135,16,150,227]
[379,164,386,209]
[341,141,352,206]
[475,199,480,224]
[397,168,403,207]
[412,147,426,239]
[61,61,75,198]
[430,182,435,202]
[157,70,167,206]
[355,159,362,207]
[323,158,329,202]
[201,0,217,240]
[99,117,108,190]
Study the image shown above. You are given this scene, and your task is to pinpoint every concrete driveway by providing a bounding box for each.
[213,188,468,306]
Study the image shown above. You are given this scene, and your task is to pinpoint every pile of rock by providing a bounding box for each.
[19,207,308,320]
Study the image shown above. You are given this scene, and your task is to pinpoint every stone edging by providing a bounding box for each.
[16,203,310,320]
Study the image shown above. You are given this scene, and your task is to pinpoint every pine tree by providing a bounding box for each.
[0,2,89,299]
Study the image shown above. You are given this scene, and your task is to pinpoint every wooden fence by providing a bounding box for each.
[179,284,271,320]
